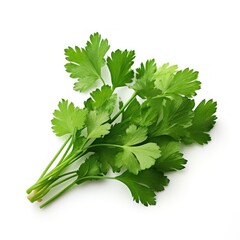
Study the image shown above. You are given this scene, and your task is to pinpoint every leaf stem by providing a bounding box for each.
[40,181,77,208]
[79,175,115,181]
[26,152,81,194]
[40,175,115,208]
[57,171,78,179]
[110,91,137,123]
[100,76,106,85]
[56,137,74,166]
[29,172,78,202]
[38,135,72,180]
[50,174,78,188]
[87,143,123,150]
[30,183,51,202]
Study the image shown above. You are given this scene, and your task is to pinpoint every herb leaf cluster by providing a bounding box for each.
[27,33,217,208]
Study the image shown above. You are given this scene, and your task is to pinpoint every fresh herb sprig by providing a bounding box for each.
[27,33,217,208]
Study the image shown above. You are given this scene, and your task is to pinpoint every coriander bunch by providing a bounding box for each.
[26,33,217,208]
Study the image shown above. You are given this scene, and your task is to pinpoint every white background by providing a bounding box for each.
[0,0,239,239]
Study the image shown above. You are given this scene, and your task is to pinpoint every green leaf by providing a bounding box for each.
[86,111,111,139]
[154,63,178,91]
[84,85,117,114]
[154,136,187,172]
[114,125,161,174]
[122,98,141,123]
[149,97,194,139]
[136,99,161,127]
[183,99,217,144]
[93,148,121,174]
[122,125,147,145]
[94,124,160,174]
[116,169,169,206]
[77,155,102,184]
[117,143,160,174]
[65,33,110,92]
[107,50,135,89]
[122,98,159,127]
[133,59,161,98]
[73,76,97,92]
[94,122,129,145]
[51,99,87,137]
[115,150,140,175]
[155,65,201,97]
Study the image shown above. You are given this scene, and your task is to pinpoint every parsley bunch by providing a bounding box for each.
[27,33,217,208]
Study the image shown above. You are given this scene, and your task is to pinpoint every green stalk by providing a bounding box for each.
[40,181,77,208]
[57,171,77,179]
[56,137,74,166]
[35,175,78,202]
[110,91,137,123]
[87,143,123,150]
[99,75,106,85]
[28,135,77,195]
[40,175,115,208]
[27,151,84,194]
[30,172,78,202]
[30,184,52,202]
[39,147,86,181]
[38,135,72,180]
[50,174,78,188]
[79,175,115,181]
